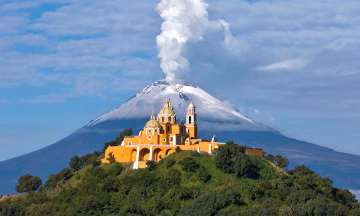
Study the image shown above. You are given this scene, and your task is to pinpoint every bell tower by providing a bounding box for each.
[186,101,197,139]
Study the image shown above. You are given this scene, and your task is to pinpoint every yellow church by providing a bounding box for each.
[102,99,263,169]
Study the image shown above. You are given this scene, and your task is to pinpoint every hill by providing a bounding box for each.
[0,144,359,216]
[1,80,360,194]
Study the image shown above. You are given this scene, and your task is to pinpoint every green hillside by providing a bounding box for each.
[0,143,359,216]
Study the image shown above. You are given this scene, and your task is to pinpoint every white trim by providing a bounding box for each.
[126,144,176,148]
[149,146,153,161]
[173,135,177,145]
[133,146,140,169]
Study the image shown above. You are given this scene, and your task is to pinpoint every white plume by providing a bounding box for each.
[156,0,236,83]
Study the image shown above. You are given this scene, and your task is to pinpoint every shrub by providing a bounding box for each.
[175,146,181,153]
[265,154,275,163]
[15,174,42,193]
[179,157,199,172]
[75,173,81,180]
[107,163,124,176]
[166,159,176,169]
[102,178,120,192]
[198,167,211,183]
[80,153,98,166]
[91,160,101,166]
[179,188,244,216]
[190,150,200,157]
[45,168,72,189]
[146,161,157,171]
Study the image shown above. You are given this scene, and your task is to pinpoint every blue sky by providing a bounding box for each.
[1,0,360,161]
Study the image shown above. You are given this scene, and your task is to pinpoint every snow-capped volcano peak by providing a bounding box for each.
[87,79,272,132]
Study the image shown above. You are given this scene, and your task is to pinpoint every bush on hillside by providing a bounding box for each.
[107,163,124,176]
[166,158,176,168]
[146,160,157,171]
[80,151,100,166]
[215,142,258,178]
[175,146,181,153]
[179,157,199,172]
[69,155,83,171]
[264,153,275,163]
[45,168,72,189]
[189,150,200,157]
[179,188,244,216]
[198,166,211,183]
[15,174,42,193]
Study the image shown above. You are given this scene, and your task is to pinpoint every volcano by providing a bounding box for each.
[1,80,360,194]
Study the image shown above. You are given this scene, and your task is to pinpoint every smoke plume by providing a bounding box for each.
[156,0,235,83]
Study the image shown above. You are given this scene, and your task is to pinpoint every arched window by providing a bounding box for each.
[168,117,171,122]
[189,116,192,123]
[162,117,164,122]
[167,125,170,131]
[181,126,184,133]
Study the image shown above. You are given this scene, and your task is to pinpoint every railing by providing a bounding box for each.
[126,144,176,148]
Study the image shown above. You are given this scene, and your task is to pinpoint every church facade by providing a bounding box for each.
[101,99,263,169]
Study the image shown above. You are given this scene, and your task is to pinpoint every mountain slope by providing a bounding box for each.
[1,80,360,195]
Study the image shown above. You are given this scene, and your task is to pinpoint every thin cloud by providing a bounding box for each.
[0,99,11,105]
[259,59,308,72]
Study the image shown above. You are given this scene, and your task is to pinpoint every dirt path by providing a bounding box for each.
[0,195,9,202]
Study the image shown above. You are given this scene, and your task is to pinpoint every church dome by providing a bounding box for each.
[188,101,194,108]
[158,98,176,116]
[159,107,175,116]
[145,119,162,128]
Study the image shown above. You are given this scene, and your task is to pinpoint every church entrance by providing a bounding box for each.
[139,148,150,161]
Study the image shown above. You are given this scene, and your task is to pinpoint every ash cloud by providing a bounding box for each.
[156,0,236,84]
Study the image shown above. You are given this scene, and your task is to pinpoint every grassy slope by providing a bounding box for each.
[58,151,282,212]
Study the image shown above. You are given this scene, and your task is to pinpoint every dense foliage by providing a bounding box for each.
[15,174,42,193]
[102,128,133,153]
[1,142,359,216]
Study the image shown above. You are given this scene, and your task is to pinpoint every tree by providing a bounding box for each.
[179,157,199,172]
[45,168,72,190]
[275,155,289,169]
[179,188,244,216]
[175,146,181,153]
[265,154,275,163]
[107,152,116,163]
[102,128,133,153]
[146,160,157,171]
[215,142,251,177]
[15,174,42,193]
[166,158,176,168]
[69,155,83,171]
[198,166,211,183]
